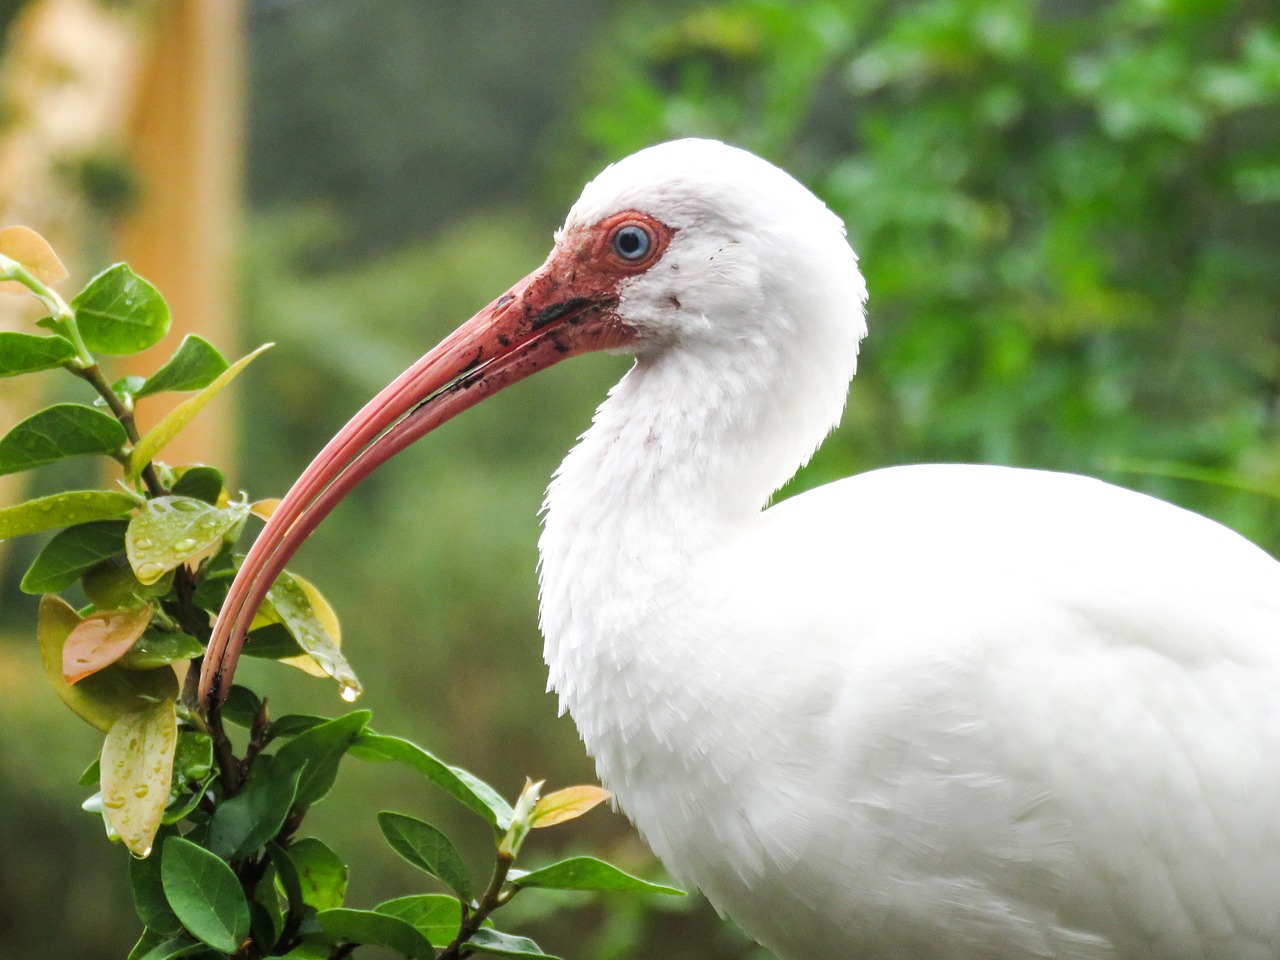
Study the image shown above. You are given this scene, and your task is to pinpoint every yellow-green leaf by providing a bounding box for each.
[38,595,178,732]
[267,571,362,701]
[529,785,611,829]
[101,698,177,857]
[126,496,249,585]
[0,225,67,294]
[129,343,272,477]
[63,605,154,682]
[0,489,136,541]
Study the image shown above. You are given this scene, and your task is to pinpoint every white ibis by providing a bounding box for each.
[202,139,1280,959]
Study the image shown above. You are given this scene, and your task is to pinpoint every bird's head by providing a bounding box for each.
[198,138,866,705]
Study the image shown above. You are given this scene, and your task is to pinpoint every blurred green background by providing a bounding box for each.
[2,0,1279,958]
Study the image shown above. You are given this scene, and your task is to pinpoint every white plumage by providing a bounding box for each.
[206,139,1280,959]
[541,141,1280,959]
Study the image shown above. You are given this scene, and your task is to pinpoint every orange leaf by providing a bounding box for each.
[530,785,611,829]
[62,606,154,683]
[0,225,68,294]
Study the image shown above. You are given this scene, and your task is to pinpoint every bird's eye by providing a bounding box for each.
[611,224,652,261]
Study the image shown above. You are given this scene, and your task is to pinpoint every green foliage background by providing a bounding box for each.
[2,0,1279,958]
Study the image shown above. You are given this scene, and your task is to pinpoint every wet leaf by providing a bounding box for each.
[135,335,229,398]
[63,605,154,682]
[129,936,203,960]
[267,570,362,700]
[72,263,170,354]
[126,496,249,585]
[510,857,684,895]
[161,836,250,953]
[0,489,135,541]
[377,812,473,900]
[0,331,75,375]
[316,908,434,959]
[118,628,205,670]
[0,225,67,293]
[0,403,126,477]
[529,785,610,829]
[219,685,262,728]
[37,595,178,731]
[101,698,178,857]
[21,519,128,593]
[375,895,463,947]
[352,733,514,830]
[130,343,272,476]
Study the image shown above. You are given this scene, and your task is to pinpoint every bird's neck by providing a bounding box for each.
[537,336,847,734]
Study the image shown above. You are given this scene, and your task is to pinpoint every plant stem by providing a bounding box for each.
[439,851,519,960]
[71,362,166,498]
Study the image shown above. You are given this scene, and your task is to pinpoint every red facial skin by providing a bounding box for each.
[198,211,674,706]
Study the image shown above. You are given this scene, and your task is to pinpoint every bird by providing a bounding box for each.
[202,138,1280,960]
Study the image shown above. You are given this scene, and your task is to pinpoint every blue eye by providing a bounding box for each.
[612,224,652,261]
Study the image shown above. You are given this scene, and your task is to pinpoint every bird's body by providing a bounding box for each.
[205,139,1280,959]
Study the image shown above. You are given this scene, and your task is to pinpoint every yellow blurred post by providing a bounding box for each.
[121,0,244,473]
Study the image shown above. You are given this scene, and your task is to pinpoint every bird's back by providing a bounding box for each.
[602,464,1280,960]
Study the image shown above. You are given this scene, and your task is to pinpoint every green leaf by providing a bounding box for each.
[21,519,128,593]
[125,928,166,960]
[265,570,361,700]
[465,928,561,959]
[0,489,136,541]
[286,836,348,911]
[375,895,462,947]
[79,756,101,787]
[131,825,182,935]
[219,685,262,728]
[208,761,306,860]
[136,335,230,398]
[37,595,178,732]
[172,731,213,784]
[511,857,684,895]
[72,263,170,354]
[127,495,249,585]
[353,734,514,830]
[377,812,473,900]
[315,908,434,959]
[131,937,204,960]
[170,465,225,505]
[273,710,370,812]
[130,343,272,476]
[101,699,178,857]
[82,555,153,609]
[0,331,75,376]
[161,836,250,953]
[119,628,205,670]
[0,403,126,477]
[268,714,327,737]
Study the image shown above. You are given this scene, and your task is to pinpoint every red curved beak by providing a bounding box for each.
[198,258,632,706]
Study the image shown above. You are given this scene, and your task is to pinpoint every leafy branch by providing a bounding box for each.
[0,227,682,960]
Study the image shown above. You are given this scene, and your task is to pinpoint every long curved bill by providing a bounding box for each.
[198,261,629,706]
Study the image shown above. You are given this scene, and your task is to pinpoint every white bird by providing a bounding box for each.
[202,139,1280,960]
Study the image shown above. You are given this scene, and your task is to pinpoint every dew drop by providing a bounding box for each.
[133,784,149,799]
[172,538,197,552]
[137,561,165,580]
[340,686,359,703]
[134,538,153,550]
[38,502,54,513]
[103,795,125,810]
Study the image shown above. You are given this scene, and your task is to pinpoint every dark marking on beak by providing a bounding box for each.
[531,297,591,331]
